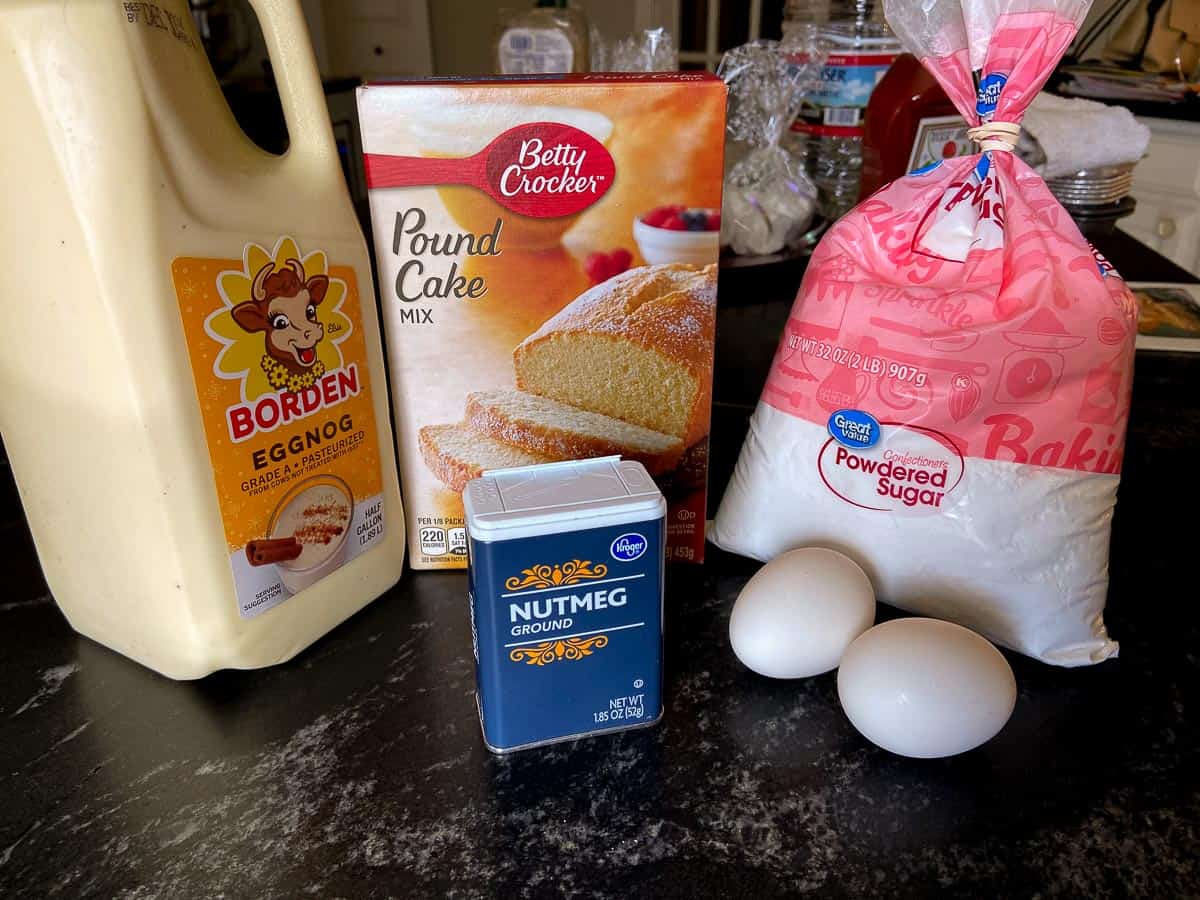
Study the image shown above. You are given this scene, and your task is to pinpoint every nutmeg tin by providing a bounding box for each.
[463,457,666,753]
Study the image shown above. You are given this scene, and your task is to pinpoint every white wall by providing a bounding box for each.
[428,0,676,75]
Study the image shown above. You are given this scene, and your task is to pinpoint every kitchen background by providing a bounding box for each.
[193,0,1200,277]
[3,4,1199,893]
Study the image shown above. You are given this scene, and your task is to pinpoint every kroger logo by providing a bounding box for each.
[610,533,647,562]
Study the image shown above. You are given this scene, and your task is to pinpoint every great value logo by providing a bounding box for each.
[828,409,881,449]
[817,423,964,514]
[975,72,1008,117]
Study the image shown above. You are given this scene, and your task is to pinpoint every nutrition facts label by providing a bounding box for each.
[417,519,467,560]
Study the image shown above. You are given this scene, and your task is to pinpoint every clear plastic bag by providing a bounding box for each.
[717,37,823,255]
[590,27,678,72]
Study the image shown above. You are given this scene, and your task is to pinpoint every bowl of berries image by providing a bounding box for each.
[633,205,721,266]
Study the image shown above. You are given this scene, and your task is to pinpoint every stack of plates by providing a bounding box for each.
[1045,162,1136,208]
[1044,161,1138,233]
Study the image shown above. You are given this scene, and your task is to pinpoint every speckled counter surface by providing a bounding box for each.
[3,239,1199,896]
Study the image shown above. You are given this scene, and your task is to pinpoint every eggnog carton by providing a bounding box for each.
[0,0,405,678]
[357,74,727,569]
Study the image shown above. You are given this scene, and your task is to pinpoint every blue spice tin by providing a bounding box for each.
[463,457,666,753]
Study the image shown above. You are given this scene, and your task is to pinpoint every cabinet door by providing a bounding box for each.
[322,0,433,78]
[1120,190,1200,277]
[1124,119,1200,277]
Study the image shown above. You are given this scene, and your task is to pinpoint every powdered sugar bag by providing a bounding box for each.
[710,0,1138,666]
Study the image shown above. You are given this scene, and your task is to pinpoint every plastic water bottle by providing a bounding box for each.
[783,0,900,221]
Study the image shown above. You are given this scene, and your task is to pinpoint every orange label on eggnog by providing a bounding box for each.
[172,236,387,617]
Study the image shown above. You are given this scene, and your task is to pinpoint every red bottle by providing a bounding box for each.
[859,53,967,199]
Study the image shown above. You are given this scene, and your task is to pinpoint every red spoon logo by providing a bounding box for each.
[364,122,615,219]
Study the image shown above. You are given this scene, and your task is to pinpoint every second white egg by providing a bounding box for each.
[837,617,1018,759]
[730,547,876,678]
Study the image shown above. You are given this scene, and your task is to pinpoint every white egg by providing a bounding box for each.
[730,547,875,678]
[837,618,1017,759]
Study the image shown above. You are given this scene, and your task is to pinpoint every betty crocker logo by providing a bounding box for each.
[363,121,615,219]
[483,122,615,217]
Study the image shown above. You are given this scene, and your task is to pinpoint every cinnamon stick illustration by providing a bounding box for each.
[246,537,303,566]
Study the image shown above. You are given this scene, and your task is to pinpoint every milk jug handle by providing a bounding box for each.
[245,0,335,173]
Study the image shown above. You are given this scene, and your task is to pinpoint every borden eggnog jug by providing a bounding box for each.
[0,0,405,678]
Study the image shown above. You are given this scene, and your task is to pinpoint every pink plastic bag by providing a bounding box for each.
[711,0,1138,666]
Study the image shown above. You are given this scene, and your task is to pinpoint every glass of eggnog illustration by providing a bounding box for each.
[267,475,354,594]
[404,102,613,250]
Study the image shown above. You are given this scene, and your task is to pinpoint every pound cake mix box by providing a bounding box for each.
[357,73,726,568]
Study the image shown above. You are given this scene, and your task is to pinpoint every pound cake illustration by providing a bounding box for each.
[464,390,685,475]
[514,263,717,447]
[418,423,553,494]
[420,262,716,492]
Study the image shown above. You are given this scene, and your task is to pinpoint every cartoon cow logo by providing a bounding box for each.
[204,237,354,405]
[232,258,330,392]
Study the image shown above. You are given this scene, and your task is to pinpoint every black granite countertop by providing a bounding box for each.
[2,235,1198,898]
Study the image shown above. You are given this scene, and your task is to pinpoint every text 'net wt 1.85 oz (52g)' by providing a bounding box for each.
[711,0,1138,666]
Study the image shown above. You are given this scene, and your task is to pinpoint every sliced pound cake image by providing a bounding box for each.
[419,423,553,494]
[513,263,718,447]
[420,262,716,495]
[465,389,685,475]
